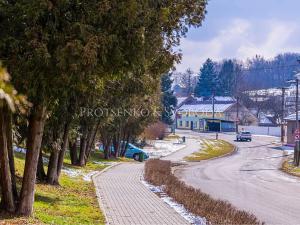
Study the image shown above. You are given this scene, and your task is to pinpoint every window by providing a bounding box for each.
[194,122,197,128]
[179,121,183,127]
[185,121,189,127]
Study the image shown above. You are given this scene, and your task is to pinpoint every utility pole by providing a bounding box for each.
[281,87,286,143]
[236,96,239,133]
[294,78,300,166]
[212,91,215,119]
[294,60,300,166]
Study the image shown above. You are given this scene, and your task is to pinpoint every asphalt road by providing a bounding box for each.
[172,130,300,225]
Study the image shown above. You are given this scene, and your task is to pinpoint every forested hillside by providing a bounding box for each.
[174,53,300,96]
[243,53,300,90]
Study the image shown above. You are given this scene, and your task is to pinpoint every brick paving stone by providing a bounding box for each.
[94,163,190,225]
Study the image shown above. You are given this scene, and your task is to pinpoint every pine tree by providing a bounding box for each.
[161,73,177,125]
[218,59,236,96]
[194,58,218,97]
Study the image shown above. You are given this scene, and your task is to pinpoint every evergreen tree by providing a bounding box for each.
[161,73,177,125]
[218,59,236,96]
[194,58,218,97]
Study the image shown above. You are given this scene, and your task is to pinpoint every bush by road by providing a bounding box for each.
[144,159,262,225]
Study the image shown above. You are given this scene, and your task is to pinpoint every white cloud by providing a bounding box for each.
[176,18,300,72]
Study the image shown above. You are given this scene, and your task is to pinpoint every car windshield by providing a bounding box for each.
[242,132,251,134]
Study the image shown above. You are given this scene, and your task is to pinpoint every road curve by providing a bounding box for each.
[174,130,300,225]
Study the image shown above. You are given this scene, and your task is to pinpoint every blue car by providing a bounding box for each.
[125,143,149,161]
[98,143,149,161]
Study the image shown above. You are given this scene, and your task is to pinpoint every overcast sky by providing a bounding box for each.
[175,0,300,72]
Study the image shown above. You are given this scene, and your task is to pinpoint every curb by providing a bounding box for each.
[92,163,121,225]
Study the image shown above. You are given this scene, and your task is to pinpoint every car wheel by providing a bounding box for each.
[133,154,139,161]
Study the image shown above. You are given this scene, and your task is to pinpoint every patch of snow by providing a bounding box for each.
[82,171,98,182]
[13,145,107,182]
[13,146,26,154]
[279,145,294,155]
[63,161,115,181]
[42,157,49,164]
[62,167,82,178]
[141,180,207,225]
[143,140,186,158]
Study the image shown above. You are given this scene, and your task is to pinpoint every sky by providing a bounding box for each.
[175,0,300,72]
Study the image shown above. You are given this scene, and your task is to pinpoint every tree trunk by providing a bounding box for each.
[112,134,120,158]
[121,132,130,157]
[104,144,110,160]
[36,148,47,182]
[47,146,59,185]
[0,105,16,212]
[69,140,78,165]
[18,104,47,216]
[79,127,88,166]
[79,137,87,166]
[56,122,70,180]
[84,122,99,163]
[5,106,18,200]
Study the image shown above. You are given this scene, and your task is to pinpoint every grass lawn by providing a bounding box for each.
[1,150,131,224]
[184,139,235,161]
[281,159,300,177]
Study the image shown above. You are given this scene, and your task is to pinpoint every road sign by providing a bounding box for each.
[295,129,300,135]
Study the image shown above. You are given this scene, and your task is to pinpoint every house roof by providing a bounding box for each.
[284,112,300,121]
[213,96,236,102]
[178,103,235,113]
[176,97,188,106]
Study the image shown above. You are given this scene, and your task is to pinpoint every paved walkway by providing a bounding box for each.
[93,163,190,225]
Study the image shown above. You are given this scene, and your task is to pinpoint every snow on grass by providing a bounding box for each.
[143,140,186,158]
[13,145,113,182]
[280,145,294,155]
[13,146,26,154]
[63,162,117,181]
[141,180,207,225]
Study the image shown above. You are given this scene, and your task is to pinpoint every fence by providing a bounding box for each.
[238,125,281,137]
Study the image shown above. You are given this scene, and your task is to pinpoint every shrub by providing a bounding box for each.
[144,159,263,225]
[141,121,167,141]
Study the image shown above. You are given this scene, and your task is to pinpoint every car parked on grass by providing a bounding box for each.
[98,143,149,161]
[236,131,252,142]
[125,143,149,161]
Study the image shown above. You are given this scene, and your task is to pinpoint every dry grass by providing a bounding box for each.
[164,134,181,140]
[0,152,106,225]
[145,159,263,225]
[184,139,235,161]
[281,159,300,177]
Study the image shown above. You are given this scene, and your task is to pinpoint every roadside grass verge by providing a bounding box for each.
[184,139,234,161]
[144,159,263,225]
[281,158,300,177]
[1,151,106,225]
[164,134,181,140]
